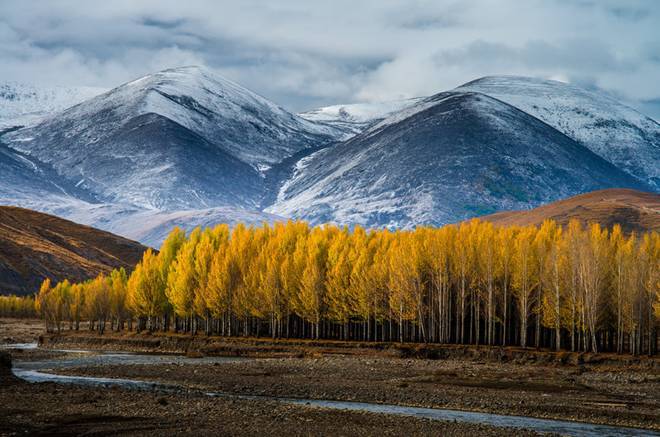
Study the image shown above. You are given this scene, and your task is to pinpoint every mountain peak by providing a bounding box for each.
[123,65,255,101]
[459,75,569,88]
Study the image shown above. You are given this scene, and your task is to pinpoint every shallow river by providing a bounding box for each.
[5,343,658,437]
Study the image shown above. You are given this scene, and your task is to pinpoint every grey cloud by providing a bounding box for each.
[638,98,660,122]
[606,6,648,21]
[435,39,628,72]
[140,17,188,30]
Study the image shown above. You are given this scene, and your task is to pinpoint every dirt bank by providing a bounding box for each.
[0,318,44,344]
[39,330,660,368]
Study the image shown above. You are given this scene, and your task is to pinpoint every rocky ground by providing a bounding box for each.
[0,365,539,436]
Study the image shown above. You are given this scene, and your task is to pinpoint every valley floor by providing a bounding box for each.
[1,318,659,434]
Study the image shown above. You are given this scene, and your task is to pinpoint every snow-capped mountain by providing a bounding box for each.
[267,91,650,227]
[299,97,423,137]
[1,68,658,246]
[0,82,105,130]
[0,67,328,246]
[456,76,660,190]
[3,66,343,211]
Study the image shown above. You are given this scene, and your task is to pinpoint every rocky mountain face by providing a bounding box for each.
[0,67,657,247]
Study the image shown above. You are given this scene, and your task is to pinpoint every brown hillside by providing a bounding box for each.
[481,189,660,233]
[0,206,149,296]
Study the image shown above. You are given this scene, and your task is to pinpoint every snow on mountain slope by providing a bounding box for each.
[0,139,99,206]
[267,91,650,228]
[457,76,660,190]
[299,97,423,136]
[3,66,342,210]
[104,207,281,249]
[0,82,105,129]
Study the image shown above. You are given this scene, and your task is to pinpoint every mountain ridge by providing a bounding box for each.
[267,90,650,228]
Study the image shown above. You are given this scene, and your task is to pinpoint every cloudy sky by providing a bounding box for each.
[1,0,659,117]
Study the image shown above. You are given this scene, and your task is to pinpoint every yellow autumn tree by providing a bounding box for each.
[388,233,420,343]
[69,282,85,331]
[540,225,567,350]
[577,224,609,353]
[512,226,537,348]
[325,227,355,339]
[296,227,329,339]
[128,249,168,331]
[109,268,128,331]
[496,226,516,346]
[166,227,202,332]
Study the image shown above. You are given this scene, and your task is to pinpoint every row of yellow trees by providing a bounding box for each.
[36,269,128,334]
[0,295,36,318]
[35,220,659,354]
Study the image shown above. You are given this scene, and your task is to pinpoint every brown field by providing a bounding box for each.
[48,334,660,431]
[0,320,539,436]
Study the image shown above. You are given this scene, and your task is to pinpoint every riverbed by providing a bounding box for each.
[4,343,659,436]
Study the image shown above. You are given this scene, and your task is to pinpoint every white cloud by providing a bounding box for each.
[0,0,658,114]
